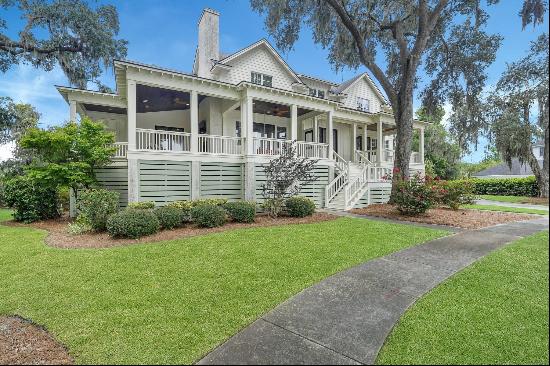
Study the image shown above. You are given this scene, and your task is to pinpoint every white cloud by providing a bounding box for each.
[0,64,68,128]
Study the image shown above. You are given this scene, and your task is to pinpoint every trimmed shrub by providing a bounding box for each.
[77,188,119,231]
[166,200,194,222]
[192,198,228,207]
[224,201,256,223]
[191,204,227,228]
[154,206,184,229]
[432,179,476,210]
[393,174,434,215]
[285,196,316,217]
[128,201,155,210]
[106,209,160,238]
[465,176,539,197]
[2,175,59,223]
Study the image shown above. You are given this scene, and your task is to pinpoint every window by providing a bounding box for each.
[539,147,544,158]
[356,136,363,150]
[357,97,370,112]
[371,138,377,149]
[235,121,241,137]
[276,126,286,139]
[308,88,325,99]
[318,127,326,143]
[385,139,390,149]
[199,120,207,134]
[155,125,185,132]
[304,129,313,142]
[251,72,273,87]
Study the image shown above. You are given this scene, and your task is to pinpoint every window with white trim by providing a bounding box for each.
[251,72,273,87]
[308,88,325,99]
[357,97,370,112]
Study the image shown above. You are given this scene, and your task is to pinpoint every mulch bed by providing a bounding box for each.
[4,212,337,249]
[0,316,73,365]
[350,204,540,229]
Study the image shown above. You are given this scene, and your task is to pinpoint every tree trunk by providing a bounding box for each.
[390,86,415,200]
[535,122,549,197]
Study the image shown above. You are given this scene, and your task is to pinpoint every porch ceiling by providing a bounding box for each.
[236,100,309,118]
[136,84,207,113]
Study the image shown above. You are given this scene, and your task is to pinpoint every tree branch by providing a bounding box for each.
[324,0,397,105]
[0,38,83,56]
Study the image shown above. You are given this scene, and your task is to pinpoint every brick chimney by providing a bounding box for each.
[196,8,220,79]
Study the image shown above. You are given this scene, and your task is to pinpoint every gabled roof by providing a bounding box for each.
[217,39,305,85]
[334,72,388,105]
[297,73,339,87]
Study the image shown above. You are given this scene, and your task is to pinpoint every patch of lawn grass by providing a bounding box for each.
[377,231,549,365]
[0,209,448,364]
[480,194,549,205]
[464,204,548,215]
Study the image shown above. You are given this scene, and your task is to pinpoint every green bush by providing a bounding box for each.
[128,201,155,210]
[190,204,227,228]
[432,179,476,210]
[224,201,256,223]
[464,176,539,197]
[192,198,228,207]
[2,175,59,223]
[106,209,160,238]
[285,196,316,217]
[393,174,434,215]
[166,200,194,222]
[77,188,119,231]
[154,206,184,229]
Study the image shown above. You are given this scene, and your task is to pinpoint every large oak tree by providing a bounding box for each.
[250,0,500,191]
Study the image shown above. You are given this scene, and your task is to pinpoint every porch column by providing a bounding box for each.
[313,116,319,143]
[327,110,334,154]
[376,120,383,165]
[419,126,425,164]
[190,90,199,154]
[127,80,136,150]
[290,104,298,141]
[363,124,368,153]
[127,80,139,204]
[243,95,255,201]
[351,123,357,162]
[69,100,77,122]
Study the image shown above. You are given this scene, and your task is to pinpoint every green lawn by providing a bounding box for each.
[464,203,549,215]
[480,194,549,205]
[0,209,447,364]
[378,230,549,365]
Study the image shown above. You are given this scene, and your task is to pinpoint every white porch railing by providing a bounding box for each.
[136,128,191,152]
[368,166,392,181]
[198,134,244,155]
[109,142,128,158]
[296,141,329,159]
[252,137,291,156]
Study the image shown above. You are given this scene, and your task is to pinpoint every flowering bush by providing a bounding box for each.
[392,172,434,215]
[430,179,477,210]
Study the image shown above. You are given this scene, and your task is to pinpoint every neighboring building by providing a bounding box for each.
[57,8,427,210]
[474,143,545,179]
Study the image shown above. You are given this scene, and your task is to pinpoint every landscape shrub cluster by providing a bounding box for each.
[391,169,477,215]
[465,176,539,197]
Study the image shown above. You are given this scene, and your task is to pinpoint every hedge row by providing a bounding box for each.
[458,176,539,197]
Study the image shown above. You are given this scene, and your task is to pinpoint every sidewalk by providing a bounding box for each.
[198,217,548,365]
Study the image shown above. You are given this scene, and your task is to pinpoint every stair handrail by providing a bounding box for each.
[325,150,349,207]
[354,150,372,166]
[344,163,371,209]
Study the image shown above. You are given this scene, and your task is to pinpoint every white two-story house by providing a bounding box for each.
[57,8,426,211]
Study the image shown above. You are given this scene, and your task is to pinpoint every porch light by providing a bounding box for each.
[142,99,148,103]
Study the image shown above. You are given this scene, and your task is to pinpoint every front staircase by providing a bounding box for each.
[324,150,392,211]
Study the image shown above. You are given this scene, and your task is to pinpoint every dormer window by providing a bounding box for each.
[357,97,370,112]
[308,88,325,99]
[251,72,272,87]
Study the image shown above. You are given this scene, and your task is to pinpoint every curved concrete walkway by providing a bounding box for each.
[198,217,549,365]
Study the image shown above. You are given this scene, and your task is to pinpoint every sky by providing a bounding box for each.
[1,0,548,162]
